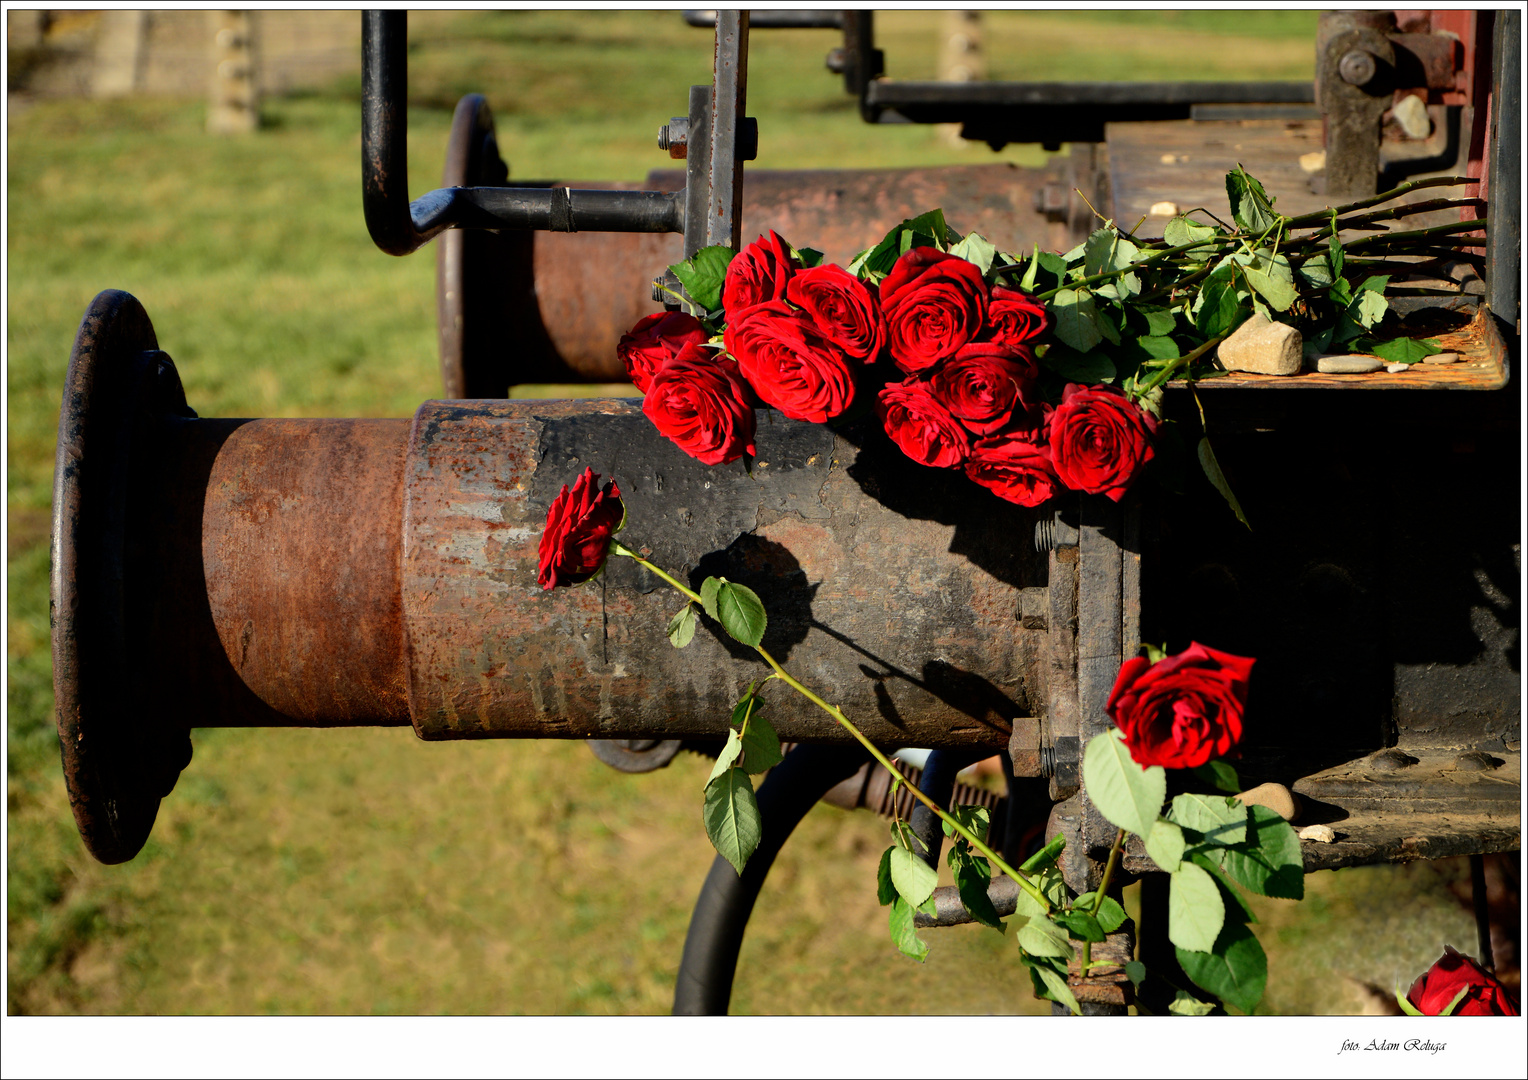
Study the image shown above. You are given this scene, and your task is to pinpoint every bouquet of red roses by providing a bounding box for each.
[620,211,1159,510]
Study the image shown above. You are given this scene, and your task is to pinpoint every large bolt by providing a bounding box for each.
[658,116,688,159]
[825,47,846,74]
[1339,48,1377,87]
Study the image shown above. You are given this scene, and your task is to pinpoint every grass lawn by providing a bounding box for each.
[6,10,1494,1022]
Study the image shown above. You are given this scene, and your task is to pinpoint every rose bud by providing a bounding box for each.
[1105,642,1254,770]
[784,264,886,361]
[642,342,758,466]
[617,311,709,393]
[537,468,625,590]
[965,431,1059,508]
[879,247,989,375]
[877,378,971,469]
[1048,383,1159,502]
[722,230,799,315]
[983,285,1052,348]
[1407,946,1520,1016]
[725,300,857,424]
[929,342,1041,436]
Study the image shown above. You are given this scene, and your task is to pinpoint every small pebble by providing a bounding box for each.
[1297,824,1336,843]
[1235,782,1301,822]
[1149,201,1179,217]
[1422,351,1459,365]
[1159,153,1187,164]
[1315,354,1384,374]
[1386,363,1410,374]
[1299,151,1326,173]
[1392,93,1432,140]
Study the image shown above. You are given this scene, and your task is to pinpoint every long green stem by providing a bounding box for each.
[1079,827,1128,975]
[611,542,1052,913]
[1280,175,1471,228]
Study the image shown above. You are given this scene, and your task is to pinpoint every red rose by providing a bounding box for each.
[879,247,989,375]
[725,300,857,423]
[984,286,1052,349]
[965,431,1059,507]
[928,342,1040,436]
[642,342,757,465]
[1407,947,1520,1016]
[1048,383,1158,502]
[617,311,709,393]
[877,378,971,469]
[1106,642,1253,770]
[537,468,625,590]
[723,230,798,314]
[785,264,886,361]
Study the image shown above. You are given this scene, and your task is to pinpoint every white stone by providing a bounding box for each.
[1392,94,1432,140]
[1422,351,1459,365]
[1386,363,1410,373]
[1297,824,1336,843]
[1217,314,1303,376]
[1315,354,1384,374]
[1149,201,1179,217]
[1235,782,1300,822]
[1299,151,1326,174]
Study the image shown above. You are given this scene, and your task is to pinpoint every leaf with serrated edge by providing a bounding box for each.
[1050,289,1104,353]
[1074,893,1129,934]
[1198,437,1250,530]
[1171,792,1248,846]
[671,245,736,313]
[738,711,782,774]
[703,768,761,875]
[795,246,825,269]
[1192,760,1242,794]
[1176,921,1267,1014]
[700,576,723,621]
[1164,216,1217,250]
[1057,911,1105,943]
[889,845,938,908]
[888,896,929,962]
[950,232,996,275]
[1370,336,1442,365]
[706,729,743,786]
[1018,915,1071,958]
[951,852,1003,931]
[666,604,697,649]
[1124,960,1147,989]
[1082,729,1166,838]
[1030,959,1082,1016]
[715,582,767,648]
[877,847,897,906]
[1146,818,1186,873]
[1169,862,1225,954]
[1169,991,1217,1016]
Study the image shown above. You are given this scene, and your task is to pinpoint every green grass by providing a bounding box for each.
[11,10,1488,1018]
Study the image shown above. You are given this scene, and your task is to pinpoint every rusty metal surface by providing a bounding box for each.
[447,163,1075,386]
[400,398,1044,745]
[202,419,413,724]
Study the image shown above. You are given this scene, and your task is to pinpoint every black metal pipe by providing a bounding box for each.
[414,186,685,235]
[672,743,873,1016]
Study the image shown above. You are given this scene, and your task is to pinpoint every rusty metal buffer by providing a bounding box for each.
[52,9,1520,1015]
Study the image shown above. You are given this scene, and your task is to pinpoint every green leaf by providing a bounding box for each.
[1074,893,1129,934]
[949,231,997,275]
[1296,257,1333,289]
[1370,335,1443,365]
[1192,760,1242,794]
[738,713,782,774]
[699,576,723,621]
[1018,914,1071,958]
[942,804,991,843]
[950,851,1004,931]
[1197,437,1251,531]
[1056,910,1106,943]
[1041,345,1116,385]
[1241,250,1297,311]
[1351,288,1389,329]
[1357,273,1390,294]
[876,847,897,906]
[1050,288,1104,352]
[706,729,744,786]
[1219,806,1304,899]
[1396,990,1425,1016]
[1198,858,1258,924]
[1036,866,1068,908]
[1169,991,1217,1016]
[889,846,938,908]
[1026,956,1083,1015]
[666,604,697,649]
[1145,818,1186,873]
[1164,216,1218,251]
[672,245,736,313]
[1170,792,1248,847]
[1124,960,1147,989]
[1019,834,1066,874]
[1169,862,1226,953]
[1132,335,1181,361]
[1177,921,1268,1014]
[1195,271,1245,339]
[1081,728,1166,838]
[715,581,767,648]
[1226,167,1279,235]
[703,768,762,875]
[1133,305,1178,337]
[1037,250,1068,281]
[794,246,825,269]
[888,896,930,962]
